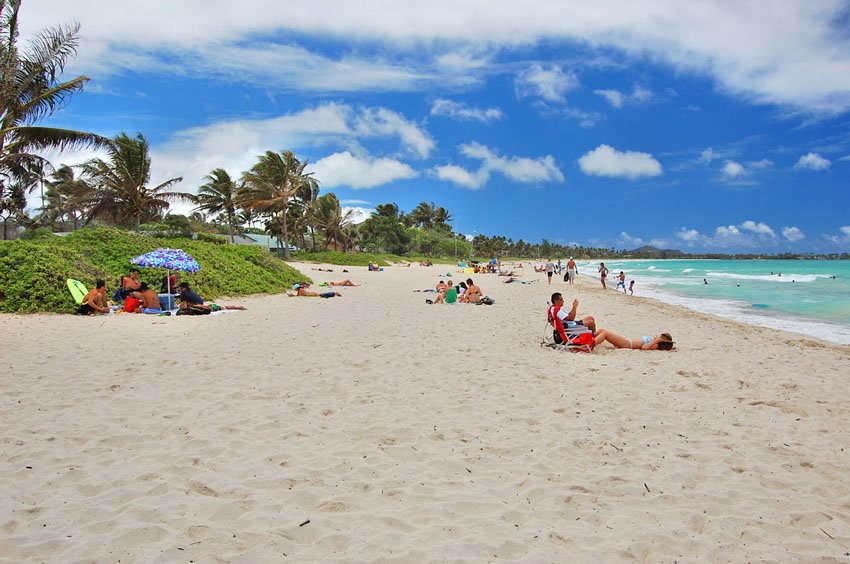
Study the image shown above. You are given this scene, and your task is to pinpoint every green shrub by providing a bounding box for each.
[0,227,310,313]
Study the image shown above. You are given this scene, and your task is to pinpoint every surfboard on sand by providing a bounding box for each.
[67,279,88,304]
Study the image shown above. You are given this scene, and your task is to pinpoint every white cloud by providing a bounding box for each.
[718,158,772,183]
[827,226,850,244]
[699,148,717,164]
[740,220,775,236]
[435,164,486,189]
[619,232,645,247]
[677,228,703,242]
[594,89,625,108]
[21,1,850,113]
[838,155,850,162]
[722,160,746,179]
[352,107,435,159]
[142,102,428,195]
[310,151,418,189]
[435,142,564,189]
[578,144,662,179]
[676,220,785,248]
[339,199,370,205]
[515,64,580,103]
[794,152,831,171]
[781,226,805,242]
[430,99,503,122]
[594,84,653,108]
[341,206,373,224]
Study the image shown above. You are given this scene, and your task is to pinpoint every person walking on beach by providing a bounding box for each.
[545,258,555,285]
[616,271,627,293]
[628,280,635,295]
[567,257,577,285]
[598,262,609,289]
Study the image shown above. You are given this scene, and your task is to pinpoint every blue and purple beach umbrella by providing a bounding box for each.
[130,248,201,294]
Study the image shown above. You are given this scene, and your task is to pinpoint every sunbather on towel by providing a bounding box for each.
[593,329,675,350]
[177,282,247,310]
[288,283,341,298]
[326,279,359,286]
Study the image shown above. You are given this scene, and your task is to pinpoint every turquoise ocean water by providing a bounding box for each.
[575,259,850,345]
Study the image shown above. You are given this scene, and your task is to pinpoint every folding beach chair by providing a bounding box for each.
[541,303,595,353]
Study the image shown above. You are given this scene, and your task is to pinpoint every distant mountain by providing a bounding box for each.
[628,245,684,256]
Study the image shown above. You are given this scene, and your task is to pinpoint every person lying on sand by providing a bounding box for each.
[288,283,341,298]
[177,282,247,310]
[593,330,675,350]
[326,279,359,286]
[77,279,110,315]
[311,267,334,272]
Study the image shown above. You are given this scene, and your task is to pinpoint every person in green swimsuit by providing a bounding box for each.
[434,280,457,304]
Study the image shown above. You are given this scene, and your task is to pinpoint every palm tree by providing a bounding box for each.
[434,206,452,226]
[0,0,106,193]
[41,164,91,230]
[81,132,189,228]
[312,193,353,251]
[240,150,313,259]
[192,168,241,243]
[410,201,437,229]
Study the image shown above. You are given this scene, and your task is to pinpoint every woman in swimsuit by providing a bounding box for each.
[593,329,674,350]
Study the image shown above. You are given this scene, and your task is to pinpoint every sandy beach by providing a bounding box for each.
[2,262,849,562]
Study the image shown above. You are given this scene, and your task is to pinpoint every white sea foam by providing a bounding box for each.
[705,272,826,283]
[637,286,850,345]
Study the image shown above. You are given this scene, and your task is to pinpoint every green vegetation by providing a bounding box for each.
[0,227,307,313]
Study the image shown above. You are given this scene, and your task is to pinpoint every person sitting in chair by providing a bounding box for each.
[548,292,596,336]
[120,268,142,298]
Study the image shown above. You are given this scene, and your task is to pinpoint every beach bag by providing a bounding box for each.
[563,272,569,282]
[480,296,495,305]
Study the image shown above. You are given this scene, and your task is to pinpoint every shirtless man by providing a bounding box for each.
[460,278,483,303]
[435,280,448,294]
[567,257,577,285]
[121,268,142,298]
[131,282,161,313]
[77,279,110,315]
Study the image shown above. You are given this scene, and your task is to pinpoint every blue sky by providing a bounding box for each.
[23,1,850,252]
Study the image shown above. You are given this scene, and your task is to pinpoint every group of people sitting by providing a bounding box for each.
[427,278,487,304]
[547,291,674,351]
[77,268,246,315]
